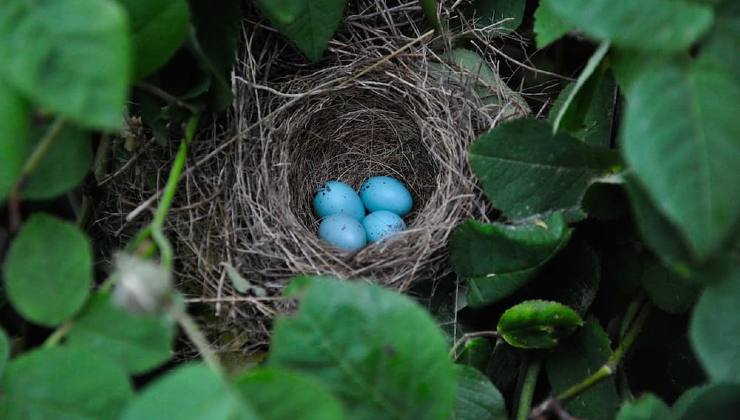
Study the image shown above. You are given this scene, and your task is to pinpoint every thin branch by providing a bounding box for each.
[9,117,66,231]
[530,302,652,418]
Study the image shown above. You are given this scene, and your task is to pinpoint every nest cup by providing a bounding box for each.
[95,1,529,352]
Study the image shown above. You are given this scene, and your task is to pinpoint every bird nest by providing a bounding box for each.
[94,1,529,354]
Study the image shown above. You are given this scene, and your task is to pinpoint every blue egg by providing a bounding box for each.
[359,176,413,216]
[313,180,365,221]
[319,214,367,251]
[362,210,407,243]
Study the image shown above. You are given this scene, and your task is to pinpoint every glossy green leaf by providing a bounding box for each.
[0,80,30,202]
[533,1,572,48]
[639,258,699,314]
[673,383,740,420]
[453,365,507,420]
[3,213,91,326]
[270,276,456,420]
[469,118,621,220]
[450,213,572,307]
[690,263,740,382]
[470,0,526,34]
[117,0,190,79]
[541,0,713,52]
[622,53,740,261]
[616,393,670,420]
[497,300,583,349]
[546,317,618,420]
[255,0,346,62]
[21,124,92,200]
[121,364,256,420]
[0,327,9,378]
[66,292,175,374]
[234,368,345,420]
[0,347,133,419]
[0,0,131,129]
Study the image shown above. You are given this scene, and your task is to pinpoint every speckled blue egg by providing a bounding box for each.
[359,176,413,216]
[319,214,367,251]
[362,210,407,243]
[313,180,365,221]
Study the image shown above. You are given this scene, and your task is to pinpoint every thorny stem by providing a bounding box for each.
[9,117,66,231]
[517,356,543,420]
[530,302,652,418]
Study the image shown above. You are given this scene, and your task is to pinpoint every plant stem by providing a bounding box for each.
[9,117,66,231]
[448,330,499,359]
[556,302,651,401]
[152,116,198,230]
[169,302,225,378]
[517,356,542,420]
[43,321,73,347]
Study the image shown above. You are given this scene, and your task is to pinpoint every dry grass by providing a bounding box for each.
[95,0,529,355]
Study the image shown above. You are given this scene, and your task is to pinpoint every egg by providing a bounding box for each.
[319,214,367,251]
[359,176,413,216]
[362,210,407,243]
[313,180,366,221]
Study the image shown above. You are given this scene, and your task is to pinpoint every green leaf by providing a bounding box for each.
[546,317,618,420]
[624,176,695,274]
[186,0,240,111]
[3,213,91,326]
[116,0,190,79]
[551,41,610,134]
[622,58,740,260]
[453,365,507,420]
[121,364,256,420]
[497,300,583,349]
[689,263,740,382]
[21,124,92,200]
[269,276,456,420]
[548,70,617,148]
[420,0,440,30]
[616,393,670,420]
[700,1,740,80]
[534,241,601,315]
[439,49,529,121]
[469,0,526,35]
[0,0,131,129]
[639,258,699,314]
[234,368,345,420]
[455,338,493,371]
[255,0,346,62]
[0,327,9,378]
[66,292,175,374]
[450,213,572,307]
[0,80,30,202]
[0,347,133,419]
[541,0,714,53]
[533,1,572,48]
[673,383,740,420]
[469,118,621,220]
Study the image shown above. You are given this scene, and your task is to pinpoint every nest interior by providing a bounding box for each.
[95,1,530,353]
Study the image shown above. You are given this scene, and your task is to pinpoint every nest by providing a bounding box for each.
[95,1,529,354]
